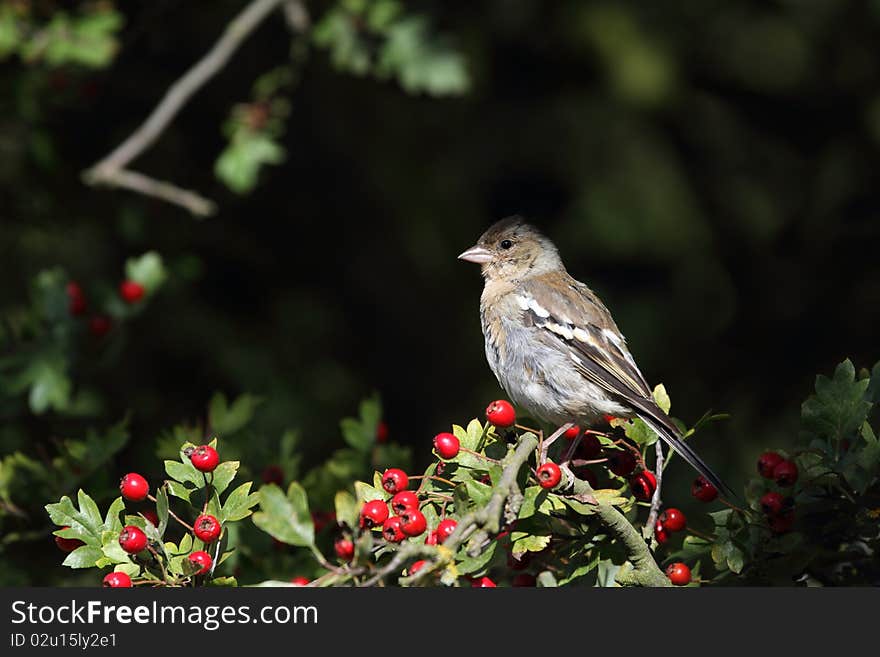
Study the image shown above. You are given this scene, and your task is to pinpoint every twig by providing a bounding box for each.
[82,0,300,216]
[645,441,664,534]
[148,494,194,532]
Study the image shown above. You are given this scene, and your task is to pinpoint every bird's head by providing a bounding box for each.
[458,216,562,281]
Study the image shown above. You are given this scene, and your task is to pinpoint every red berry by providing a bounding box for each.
[757,451,784,479]
[436,518,457,544]
[54,527,84,553]
[772,460,798,487]
[433,432,460,460]
[359,500,390,529]
[408,560,427,576]
[190,445,220,472]
[691,475,718,502]
[376,420,389,444]
[290,576,310,586]
[119,280,145,304]
[485,400,516,428]
[142,510,159,527]
[88,315,112,338]
[193,515,221,543]
[102,572,132,588]
[536,462,562,489]
[382,517,405,543]
[659,508,686,532]
[655,522,669,544]
[665,562,691,586]
[400,508,427,537]
[334,537,355,561]
[472,576,497,587]
[512,573,537,587]
[760,492,789,516]
[119,472,149,501]
[577,434,602,459]
[390,491,419,515]
[424,530,439,545]
[188,550,212,575]
[608,450,637,476]
[603,414,617,424]
[563,425,581,440]
[630,471,657,501]
[768,510,795,534]
[261,465,284,486]
[67,282,87,316]
[118,526,148,554]
[382,468,409,494]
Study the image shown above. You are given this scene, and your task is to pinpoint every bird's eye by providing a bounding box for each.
[500,239,513,250]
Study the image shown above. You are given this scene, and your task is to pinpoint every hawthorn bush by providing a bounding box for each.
[2,262,878,587]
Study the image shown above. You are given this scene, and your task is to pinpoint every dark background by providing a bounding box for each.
[1,0,879,582]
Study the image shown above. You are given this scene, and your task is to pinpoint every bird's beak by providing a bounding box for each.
[457,245,494,264]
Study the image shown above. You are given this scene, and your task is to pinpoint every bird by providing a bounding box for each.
[458,216,732,498]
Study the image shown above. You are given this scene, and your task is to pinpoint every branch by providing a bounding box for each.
[368,433,540,587]
[645,441,664,534]
[82,0,299,216]
[569,476,670,587]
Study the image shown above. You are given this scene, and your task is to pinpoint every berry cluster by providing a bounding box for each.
[66,277,148,339]
[756,451,797,533]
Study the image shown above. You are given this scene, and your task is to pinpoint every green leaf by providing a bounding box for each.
[215,133,286,194]
[252,483,315,547]
[208,393,262,435]
[62,545,103,569]
[624,417,657,446]
[511,533,551,554]
[354,480,385,504]
[165,457,203,489]
[221,482,259,523]
[865,361,880,404]
[210,461,240,496]
[155,488,169,537]
[801,359,871,441]
[125,251,166,293]
[165,480,191,503]
[652,383,671,414]
[339,394,382,452]
[103,496,125,535]
[46,490,104,545]
[334,490,359,529]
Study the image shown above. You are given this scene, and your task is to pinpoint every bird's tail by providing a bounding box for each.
[638,411,735,500]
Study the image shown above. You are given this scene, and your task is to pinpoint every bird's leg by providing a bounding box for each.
[561,427,583,465]
[540,422,574,464]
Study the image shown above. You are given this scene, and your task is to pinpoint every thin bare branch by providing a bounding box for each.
[645,441,664,534]
[83,0,304,215]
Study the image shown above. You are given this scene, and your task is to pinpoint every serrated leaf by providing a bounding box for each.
[354,480,386,503]
[210,461,240,496]
[62,545,103,569]
[222,482,259,523]
[46,490,104,545]
[164,459,203,488]
[252,483,314,547]
[102,496,125,534]
[624,417,657,446]
[802,359,871,441]
[511,533,551,554]
[334,490,359,529]
[208,393,261,435]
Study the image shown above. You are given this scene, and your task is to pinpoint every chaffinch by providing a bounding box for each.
[459,216,732,497]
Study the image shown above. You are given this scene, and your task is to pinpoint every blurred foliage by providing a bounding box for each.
[0,0,879,584]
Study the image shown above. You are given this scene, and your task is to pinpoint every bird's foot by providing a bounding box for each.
[539,422,574,464]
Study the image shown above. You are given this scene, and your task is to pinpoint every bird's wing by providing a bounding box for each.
[517,274,653,405]
[518,274,735,498]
